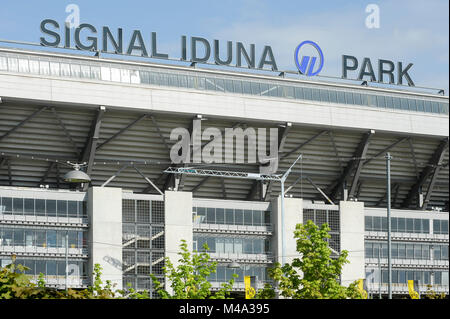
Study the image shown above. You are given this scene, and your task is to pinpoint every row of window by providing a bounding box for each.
[0,227,87,248]
[193,235,271,255]
[0,258,88,278]
[193,207,271,227]
[0,197,87,218]
[1,52,447,115]
[365,241,448,260]
[366,269,449,286]
[364,216,449,234]
[207,265,268,283]
[122,199,165,224]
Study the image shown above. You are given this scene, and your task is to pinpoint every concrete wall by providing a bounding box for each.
[164,191,193,292]
[339,200,365,287]
[87,187,123,290]
[271,196,303,265]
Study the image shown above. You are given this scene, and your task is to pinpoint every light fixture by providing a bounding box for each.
[63,162,91,183]
[227,260,241,269]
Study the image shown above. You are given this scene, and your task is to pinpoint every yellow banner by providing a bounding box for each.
[408,280,419,299]
[357,279,368,299]
[244,276,256,299]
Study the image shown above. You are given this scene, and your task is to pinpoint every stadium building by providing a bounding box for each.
[0,40,448,298]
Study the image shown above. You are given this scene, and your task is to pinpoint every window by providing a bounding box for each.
[206,208,215,224]
[253,210,262,226]
[68,201,78,218]
[57,200,67,218]
[244,210,252,226]
[406,218,414,232]
[373,217,382,231]
[398,218,406,232]
[47,230,57,248]
[35,199,46,217]
[413,219,421,233]
[216,208,225,225]
[235,209,243,225]
[47,200,56,217]
[13,198,23,214]
[24,199,34,216]
[406,244,414,259]
[225,209,234,225]
[13,229,24,246]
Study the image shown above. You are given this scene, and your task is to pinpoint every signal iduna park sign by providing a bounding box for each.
[39,19,415,86]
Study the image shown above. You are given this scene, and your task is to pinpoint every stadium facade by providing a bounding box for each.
[0,43,448,298]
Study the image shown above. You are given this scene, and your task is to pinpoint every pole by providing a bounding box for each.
[65,230,68,290]
[378,253,381,299]
[280,177,286,266]
[386,152,392,299]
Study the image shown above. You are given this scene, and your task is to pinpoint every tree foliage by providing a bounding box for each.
[259,220,363,299]
[151,239,236,299]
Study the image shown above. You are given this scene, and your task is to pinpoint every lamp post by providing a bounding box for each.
[386,153,392,299]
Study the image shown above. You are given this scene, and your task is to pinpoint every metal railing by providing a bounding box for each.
[193,222,273,234]
[0,244,89,256]
[0,213,89,226]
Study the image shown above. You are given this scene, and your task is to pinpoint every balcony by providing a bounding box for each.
[209,252,273,264]
[365,257,448,269]
[365,231,448,242]
[0,243,89,258]
[193,222,273,236]
[366,282,449,295]
[0,213,88,227]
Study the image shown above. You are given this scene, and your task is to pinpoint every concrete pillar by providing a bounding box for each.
[339,200,365,287]
[164,191,193,293]
[88,187,123,290]
[271,196,303,265]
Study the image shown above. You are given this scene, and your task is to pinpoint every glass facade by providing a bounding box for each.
[207,264,268,283]
[1,51,447,115]
[365,241,448,260]
[193,234,270,255]
[0,226,87,249]
[365,216,432,234]
[0,257,87,279]
[433,219,449,235]
[193,207,270,227]
[0,196,87,219]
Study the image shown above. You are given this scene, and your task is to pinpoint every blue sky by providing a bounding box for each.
[0,0,448,94]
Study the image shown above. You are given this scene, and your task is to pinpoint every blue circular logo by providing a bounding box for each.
[294,40,324,76]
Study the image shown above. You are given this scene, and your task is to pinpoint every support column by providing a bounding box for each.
[164,191,193,293]
[339,200,365,287]
[271,197,303,265]
[88,186,123,290]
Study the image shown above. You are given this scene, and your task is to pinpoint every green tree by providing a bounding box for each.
[259,220,363,299]
[151,239,236,299]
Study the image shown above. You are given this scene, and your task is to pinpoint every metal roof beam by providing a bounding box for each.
[150,115,171,155]
[51,108,81,157]
[363,137,409,166]
[0,106,47,142]
[81,106,106,180]
[422,139,449,210]
[280,130,327,160]
[191,176,210,192]
[328,130,375,201]
[402,137,449,209]
[39,162,56,185]
[96,114,147,151]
